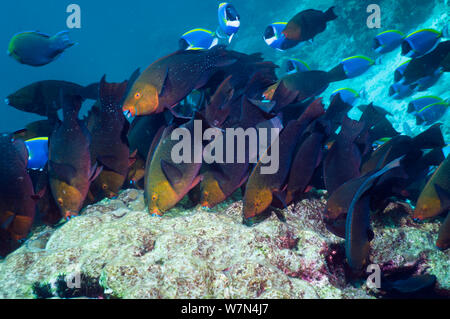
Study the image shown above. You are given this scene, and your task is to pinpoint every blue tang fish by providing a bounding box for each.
[24,137,49,170]
[394,60,411,82]
[179,28,219,50]
[330,88,360,106]
[407,96,449,125]
[8,31,75,67]
[373,30,405,54]
[340,56,375,78]
[401,28,444,58]
[286,58,310,73]
[217,2,240,43]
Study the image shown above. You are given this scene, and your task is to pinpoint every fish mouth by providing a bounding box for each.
[123,108,135,121]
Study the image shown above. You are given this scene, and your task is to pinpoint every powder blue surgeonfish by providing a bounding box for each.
[217,2,240,43]
[263,22,289,51]
[401,28,446,58]
[339,56,375,78]
[373,30,405,54]
[286,58,310,73]
[179,29,219,50]
[24,137,49,170]
[389,82,414,99]
[330,88,360,106]
[8,31,75,67]
[407,96,449,125]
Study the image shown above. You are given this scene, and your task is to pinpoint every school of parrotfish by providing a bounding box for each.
[1,3,449,287]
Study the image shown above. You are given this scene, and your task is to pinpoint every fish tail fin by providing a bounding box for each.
[442,23,449,38]
[412,124,445,149]
[99,75,129,107]
[81,82,100,101]
[327,64,347,82]
[53,30,76,50]
[324,6,338,22]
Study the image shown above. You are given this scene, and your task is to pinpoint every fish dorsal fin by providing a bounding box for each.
[161,159,183,187]
[49,160,77,184]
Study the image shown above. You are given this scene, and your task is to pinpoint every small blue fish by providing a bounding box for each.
[285,58,310,73]
[401,28,443,58]
[8,31,75,67]
[340,56,375,78]
[373,30,405,54]
[407,96,449,125]
[389,82,414,99]
[179,28,218,50]
[330,88,360,106]
[263,22,288,51]
[415,69,443,91]
[394,60,411,82]
[217,2,240,43]
[24,137,49,170]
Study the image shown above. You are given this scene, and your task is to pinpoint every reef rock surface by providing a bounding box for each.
[0,189,448,299]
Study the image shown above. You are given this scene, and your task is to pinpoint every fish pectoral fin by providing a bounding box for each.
[49,160,77,184]
[433,184,450,211]
[89,163,103,182]
[189,175,204,191]
[161,160,184,187]
[157,67,170,96]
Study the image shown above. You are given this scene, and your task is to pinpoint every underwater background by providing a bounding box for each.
[0,0,449,299]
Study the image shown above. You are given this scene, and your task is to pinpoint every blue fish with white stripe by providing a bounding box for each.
[285,58,310,73]
[407,96,449,125]
[217,2,240,43]
[263,22,288,51]
[330,88,360,106]
[179,28,219,50]
[340,56,375,78]
[373,30,405,54]
[401,28,446,58]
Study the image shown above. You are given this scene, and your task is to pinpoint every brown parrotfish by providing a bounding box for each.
[0,133,38,256]
[243,98,325,224]
[123,46,239,118]
[87,76,134,201]
[6,80,98,120]
[49,93,101,220]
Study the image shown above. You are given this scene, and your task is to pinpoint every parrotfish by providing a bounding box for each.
[281,7,338,50]
[49,93,101,220]
[323,117,364,195]
[413,156,450,221]
[373,30,405,54]
[437,212,450,250]
[122,46,239,118]
[179,29,218,51]
[24,137,49,170]
[0,133,38,252]
[401,41,450,85]
[401,28,444,58]
[87,76,133,201]
[345,157,403,270]
[6,80,98,120]
[144,116,205,216]
[243,98,325,224]
[217,2,240,43]
[8,31,75,67]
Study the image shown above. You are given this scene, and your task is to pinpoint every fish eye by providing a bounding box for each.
[57,198,63,205]
[102,184,108,190]
[152,194,158,201]
[135,92,142,100]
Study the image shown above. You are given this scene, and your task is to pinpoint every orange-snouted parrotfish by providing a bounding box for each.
[437,212,450,250]
[122,46,238,119]
[144,117,205,216]
[8,31,75,67]
[281,7,338,50]
[49,93,102,220]
[345,157,403,270]
[6,80,99,120]
[87,76,134,201]
[0,133,39,256]
[243,98,325,225]
[413,156,450,221]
